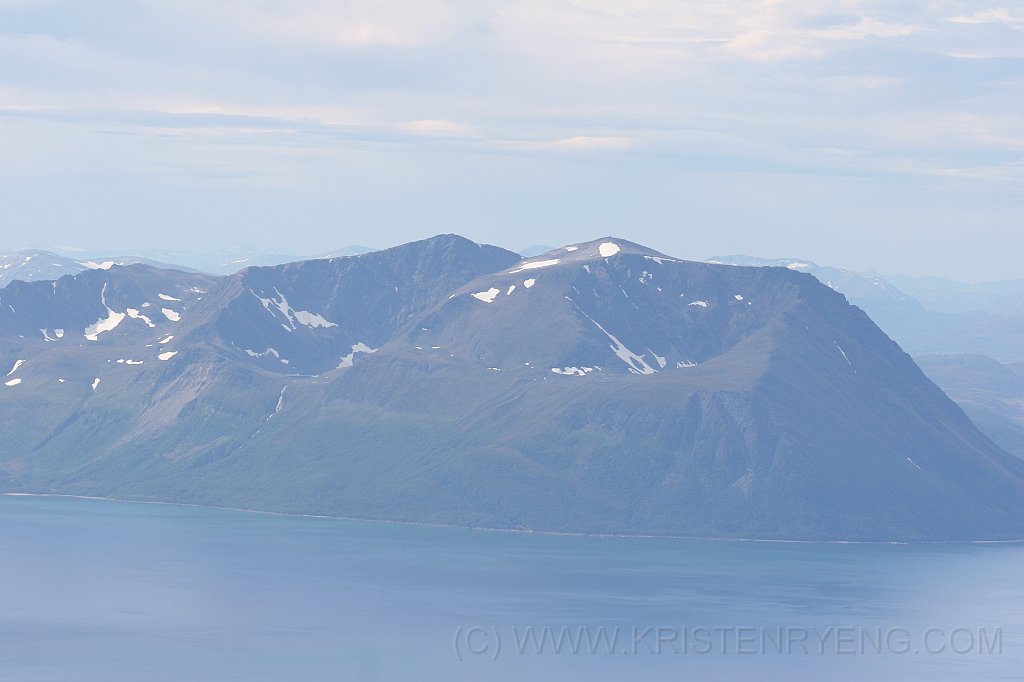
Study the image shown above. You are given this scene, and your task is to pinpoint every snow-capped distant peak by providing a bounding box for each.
[81,261,116,270]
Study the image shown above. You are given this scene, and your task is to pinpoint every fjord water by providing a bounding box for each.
[2,496,1021,681]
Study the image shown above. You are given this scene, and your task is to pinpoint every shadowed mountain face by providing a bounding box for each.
[1,236,1022,541]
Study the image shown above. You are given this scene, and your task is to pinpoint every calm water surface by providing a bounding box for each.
[1,495,1021,681]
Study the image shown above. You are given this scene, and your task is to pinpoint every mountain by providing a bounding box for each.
[1,236,1022,541]
[0,245,381,287]
[887,275,1024,316]
[708,255,1024,364]
[46,245,380,276]
[706,255,915,308]
[0,250,89,286]
[306,245,377,260]
[518,244,555,258]
[0,250,197,288]
[917,354,1024,460]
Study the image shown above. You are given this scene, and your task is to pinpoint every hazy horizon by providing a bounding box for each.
[1,1,1021,280]
[2,234,1020,284]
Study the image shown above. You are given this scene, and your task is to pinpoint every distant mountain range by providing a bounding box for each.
[0,250,201,288]
[707,255,1024,364]
[9,247,1021,365]
[1,235,1021,541]
[0,245,378,286]
[914,354,1024,460]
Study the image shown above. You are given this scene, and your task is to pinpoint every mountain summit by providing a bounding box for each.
[1,235,1022,541]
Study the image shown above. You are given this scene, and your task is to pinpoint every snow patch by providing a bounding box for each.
[787,262,810,270]
[251,288,338,330]
[834,341,852,366]
[158,335,174,344]
[158,293,181,301]
[245,348,280,359]
[6,359,25,376]
[82,261,115,270]
[523,278,536,288]
[54,329,64,339]
[472,287,501,303]
[598,242,620,258]
[688,300,708,308]
[733,294,744,301]
[574,307,656,375]
[91,378,101,390]
[506,285,516,296]
[292,310,335,328]
[565,245,578,252]
[337,342,376,368]
[157,351,177,361]
[84,285,126,340]
[509,258,560,273]
[126,308,156,327]
[676,360,697,368]
[5,378,21,387]
[161,308,181,322]
[551,366,595,376]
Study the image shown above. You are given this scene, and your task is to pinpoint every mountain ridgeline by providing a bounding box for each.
[1,235,1022,541]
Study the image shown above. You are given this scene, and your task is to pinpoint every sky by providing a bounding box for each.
[0,1,1021,280]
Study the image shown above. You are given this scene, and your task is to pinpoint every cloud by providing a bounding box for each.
[0,0,1020,278]
[548,135,632,151]
[226,1,472,48]
[948,8,1024,31]
[398,119,476,137]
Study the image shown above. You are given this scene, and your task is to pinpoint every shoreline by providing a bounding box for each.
[4,491,1023,546]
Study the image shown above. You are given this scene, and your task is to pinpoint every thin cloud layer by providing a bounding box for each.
[0,1,1020,279]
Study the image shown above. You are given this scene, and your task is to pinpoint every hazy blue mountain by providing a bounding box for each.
[1,236,1022,541]
[708,255,1024,364]
[41,245,379,276]
[0,250,88,286]
[917,354,1024,460]
[887,274,1024,316]
[518,244,555,258]
[0,250,197,288]
[306,245,377,259]
[706,255,915,307]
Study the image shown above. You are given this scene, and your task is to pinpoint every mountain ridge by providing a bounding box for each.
[1,235,1022,541]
